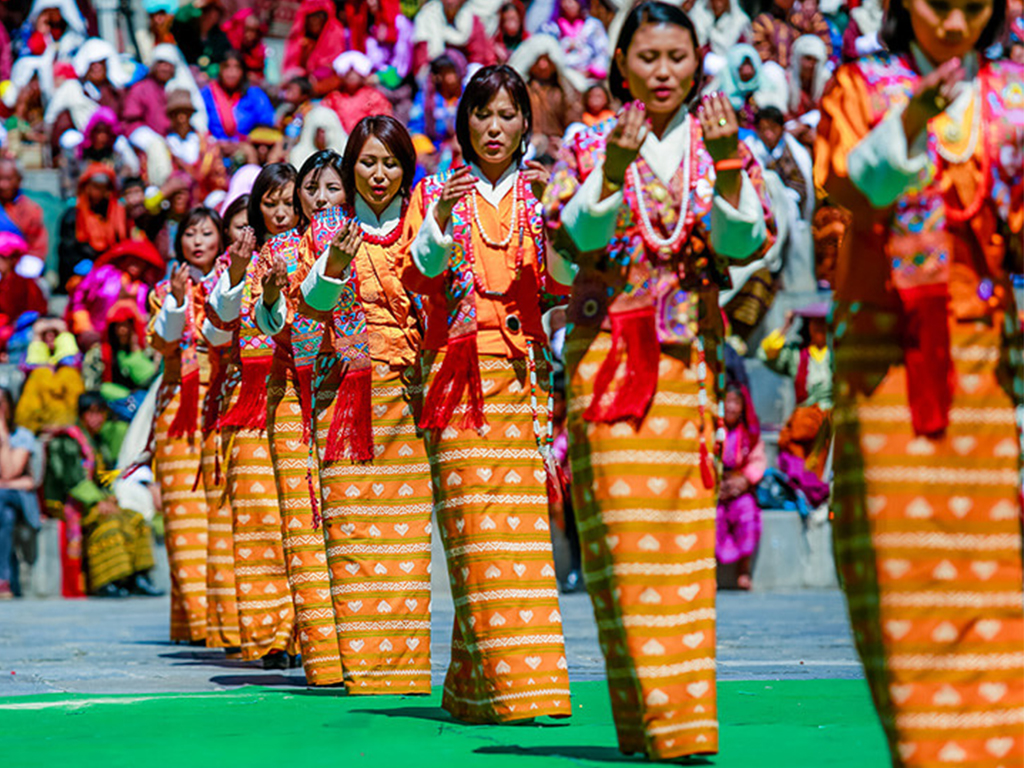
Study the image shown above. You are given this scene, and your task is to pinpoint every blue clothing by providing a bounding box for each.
[201,85,276,141]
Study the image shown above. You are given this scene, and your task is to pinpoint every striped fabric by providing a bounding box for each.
[269,366,344,686]
[154,391,209,643]
[201,429,240,648]
[566,332,719,760]
[81,506,155,591]
[317,364,432,694]
[425,352,571,723]
[832,305,1024,768]
[224,423,295,662]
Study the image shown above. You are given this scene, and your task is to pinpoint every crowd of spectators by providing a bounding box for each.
[0,0,1019,598]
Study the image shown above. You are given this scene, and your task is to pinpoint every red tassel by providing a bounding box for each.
[420,335,485,432]
[295,363,314,444]
[901,285,953,437]
[584,308,659,424]
[218,355,273,431]
[324,367,374,462]
[169,368,200,439]
[201,358,227,439]
[700,441,716,490]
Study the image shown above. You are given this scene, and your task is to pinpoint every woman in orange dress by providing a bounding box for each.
[398,65,574,723]
[294,116,432,694]
[815,0,1022,765]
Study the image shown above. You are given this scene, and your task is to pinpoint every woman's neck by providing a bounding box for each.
[476,158,513,185]
[364,193,397,219]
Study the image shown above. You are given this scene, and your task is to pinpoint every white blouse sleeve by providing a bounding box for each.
[153,292,187,343]
[710,172,768,260]
[847,106,929,208]
[409,203,452,278]
[301,249,350,312]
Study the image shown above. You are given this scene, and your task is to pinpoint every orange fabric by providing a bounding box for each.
[777,404,832,478]
[354,240,420,366]
[201,427,240,648]
[400,182,565,357]
[75,164,127,254]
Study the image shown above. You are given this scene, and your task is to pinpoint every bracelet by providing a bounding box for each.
[714,157,745,172]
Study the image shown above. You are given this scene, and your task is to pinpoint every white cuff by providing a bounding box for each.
[301,250,348,312]
[847,108,929,208]
[410,202,452,278]
[255,295,287,337]
[201,319,233,348]
[208,269,245,324]
[154,292,187,343]
[710,172,767,260]
[561,163,623,253]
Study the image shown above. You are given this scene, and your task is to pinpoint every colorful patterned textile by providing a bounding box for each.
[566,333,719,759]
[82,506,155,590]
[426,352,571,723]
[270,363,343,686]
[201,428,240,648]
[832,306,1024,768]
[224,422,295,662]
[153,392,209,643]
[318,364,432,694]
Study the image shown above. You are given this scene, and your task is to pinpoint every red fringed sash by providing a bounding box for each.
[420,334,485,431]
[583,307,660,424]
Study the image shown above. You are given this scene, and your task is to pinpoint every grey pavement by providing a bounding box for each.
[0,587,861,697]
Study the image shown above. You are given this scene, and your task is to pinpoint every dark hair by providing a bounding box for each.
[122,176,145,191]
[609,1,703,106]
[882,0,1005,53]
[220,194,250,245]
[294,149,345,231]
[754,106,785,127]
[287,76,313,98]
[174,206,223,263]
[341,116,417,210]
[456,65,533,167]
[219,50,249,93]
[248,163,298,247]
[78,391,108,417]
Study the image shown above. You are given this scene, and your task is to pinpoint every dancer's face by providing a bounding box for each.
[616,22,699,122]
[298,166,345,220]
[467,88,524,174]
[180,215,221,274]
[906,0,993,64]
[354,135,404,214]
[261,182,297,236]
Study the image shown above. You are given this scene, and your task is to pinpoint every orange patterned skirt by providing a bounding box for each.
[425,351,571,723]
[316,362,432,694]
[201,428,240,648]
[832,303,1024,768]
[224,421,295,662]
[153,386,209,644]
[567,331,719,760]
[269,364,343,686]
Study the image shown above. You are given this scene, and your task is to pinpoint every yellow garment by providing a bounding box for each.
[760,328,786,357]
[15,366,86,433]
[808,345,828,363]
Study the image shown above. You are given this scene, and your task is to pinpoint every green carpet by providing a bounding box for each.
[0,680,888,767]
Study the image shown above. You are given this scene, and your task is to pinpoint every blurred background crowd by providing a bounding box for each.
[0,0,1020,600]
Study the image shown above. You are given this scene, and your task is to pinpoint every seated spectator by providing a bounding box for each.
[22,0,87,63]
[412,0,497,75]
[289,106,347,170]
[122,44,176,141]
[16,320,84,434]
[752,0,830,69]
[0,387,41,599]
[57,163,128,292]
[718,44,789,128]
[171,0,230,76]
[581,83,614,127]
[245,126,285,167]
[165,90,223,197]
[408,53,464,150]
[275,76,314,150]
[716,382,766,590]
[42,392,162,598]
[2,58,48,167]
[134,0,177,65]
[757,303,832,510]
[64,108,141,193]
[65,239,164,337]
[44,37,128,160]
[785,34,829,147]
[540,0,609,79]
[200,50,275,144]
[322,51,393,134]
[0,158,47,268]
[223,8,267,83]
[341,0,414,84]
[282,0,348,94]
[493,0,529,64]
[690,0,752,59]
[0,233,47,349]
[841,0,883,60]
[82,301,157,419]
[509,35,584,153]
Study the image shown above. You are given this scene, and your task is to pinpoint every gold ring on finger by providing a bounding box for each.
[935,95,948,110]
[718,117,728,127]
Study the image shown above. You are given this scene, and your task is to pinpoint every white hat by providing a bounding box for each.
[332,51,374,78]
